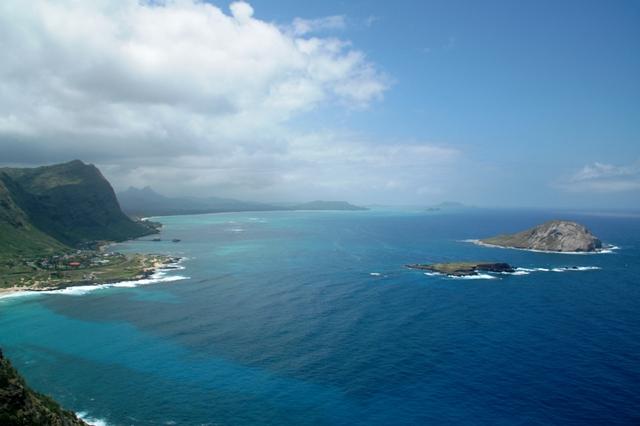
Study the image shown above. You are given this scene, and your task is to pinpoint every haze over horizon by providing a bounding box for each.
[0,0,638,209]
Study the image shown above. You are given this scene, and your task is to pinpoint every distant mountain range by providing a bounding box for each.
[0,160,155,258]
[0,160,367,259]
[425,201,476,212]
[290,200,368,211]
[117,186,367,217]
[117,186,280,217]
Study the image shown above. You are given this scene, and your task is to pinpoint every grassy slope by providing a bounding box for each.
[481,231,532,248]
[0,178,68,261]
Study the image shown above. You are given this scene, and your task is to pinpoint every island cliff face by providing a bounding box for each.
[0,349,88,425]
[481,220,603,252]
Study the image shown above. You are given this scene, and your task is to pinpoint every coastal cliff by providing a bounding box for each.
[0,160,176,293]
[0,349,88,425]
[0,160,156,250]
[480,220,602,252]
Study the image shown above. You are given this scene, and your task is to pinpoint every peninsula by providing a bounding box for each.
[406,262,514,277]
[0,160,178,295]
[477,220,603,253]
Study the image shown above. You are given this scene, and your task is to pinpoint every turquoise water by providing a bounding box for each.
[1,209,639,425]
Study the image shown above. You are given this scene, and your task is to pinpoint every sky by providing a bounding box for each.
[0,0,638,208]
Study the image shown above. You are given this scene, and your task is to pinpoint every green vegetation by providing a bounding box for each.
[0,349,88,425]
[0,160,172,291]
[0,160,155,249]
[0,161,179,422]
[0,179,69,260]
[0,250,177,290]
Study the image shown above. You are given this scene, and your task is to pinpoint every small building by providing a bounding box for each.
[68,261,81,267]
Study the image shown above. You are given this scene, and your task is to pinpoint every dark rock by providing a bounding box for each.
[406,261,514,277]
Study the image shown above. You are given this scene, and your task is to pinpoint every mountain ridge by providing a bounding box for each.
[0,160,156,257]
[117,186,281,217]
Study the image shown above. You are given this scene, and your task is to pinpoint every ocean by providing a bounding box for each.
[1,209,639,425]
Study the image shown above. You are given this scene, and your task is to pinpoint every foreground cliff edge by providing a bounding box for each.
[475,220,605,253]
[0,349,89,425]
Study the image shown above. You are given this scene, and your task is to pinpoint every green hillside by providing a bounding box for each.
[0,160,156,259]
[0,178,68,261]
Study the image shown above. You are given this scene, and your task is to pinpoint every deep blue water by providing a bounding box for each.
[1,209,639,425]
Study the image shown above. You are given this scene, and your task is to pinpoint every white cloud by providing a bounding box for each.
[558,160,640,192]
[229,1,254,22]
[101,131,460,203]
[364,16,379,27]
[290,15,346,36]
[0,1,385,137]
[0,0,459,203]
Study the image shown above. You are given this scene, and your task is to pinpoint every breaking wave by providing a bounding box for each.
[76,412,109,426]
[450,273,497,280]
[423,272,496,280]
[422,265,601,279]
[506,266,601,275]
[464,239,619,255]
[0,260,189,300]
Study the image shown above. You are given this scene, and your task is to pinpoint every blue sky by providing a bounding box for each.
[247,0,640,208]
[0,1,638,208]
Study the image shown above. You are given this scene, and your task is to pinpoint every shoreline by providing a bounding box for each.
[464,239,619,255]
[0,256,187,300]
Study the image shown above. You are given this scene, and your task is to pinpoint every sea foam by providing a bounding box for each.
[451,273,497,280]
[513,266,601,274]
[423,271,496,280]
[76,412,109,426]
[0,261,189,300]
[421,265,601,280]
[464,239,619,255]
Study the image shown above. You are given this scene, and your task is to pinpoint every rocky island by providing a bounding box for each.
[477,220,603,253]
[406,262,514,277]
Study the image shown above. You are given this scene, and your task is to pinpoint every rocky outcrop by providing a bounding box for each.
[0,349,88,425]
[406,262,514,276]
[480,220,602,252]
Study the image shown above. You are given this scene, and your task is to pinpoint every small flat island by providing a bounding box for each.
[406,262,514,277]
[476,220,603,253]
